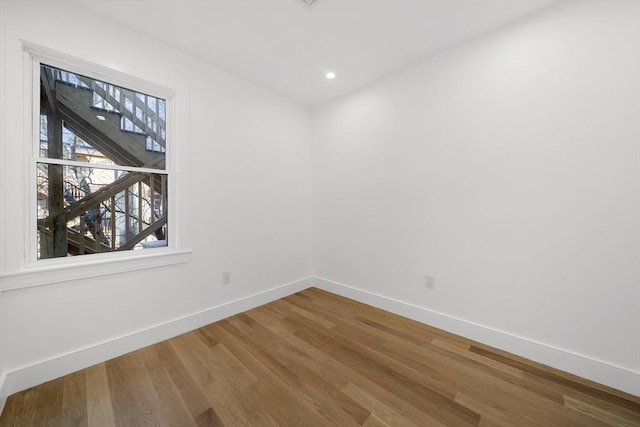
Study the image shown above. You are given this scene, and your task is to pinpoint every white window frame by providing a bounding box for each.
[0,36,191,291]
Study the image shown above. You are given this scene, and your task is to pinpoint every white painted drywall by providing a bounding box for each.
[311,0,640,378]
[0,0,312,387]
[1,0,638,401]
[0,6,7,406]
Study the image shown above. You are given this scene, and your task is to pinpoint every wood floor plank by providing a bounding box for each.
[289,317,482,426]
[245,306,350,390]
[340,381,426,427]
[1,288,638,427]
[564,395,640,427]
[219,321,366,426]
[253,309,447,426]
[169,335,216,391]
[353,310,579,406]
[470,345,640,411]
[361,413,390,427]
[563,390,640,425]
[207,322,332,426]
[85,364,116,427]
[202,370,276,427]
[181,335,276,426]
[60,370,88,427]
[180,333,257,390]
[431,338,524,378]
[239,314,371,426]
[169,335,247,426]
[105,351,161,426]
[334,302,613,426]
[153,340,217,423]
[1,386,38,426]
[28,379,64,426]
[138,346,198,427]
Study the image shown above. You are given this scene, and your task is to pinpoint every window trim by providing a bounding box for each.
[0,38,191,291]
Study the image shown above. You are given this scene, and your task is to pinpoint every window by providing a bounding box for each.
[36,64,169,259]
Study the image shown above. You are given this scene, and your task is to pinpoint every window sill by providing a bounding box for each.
[0,249,192,293]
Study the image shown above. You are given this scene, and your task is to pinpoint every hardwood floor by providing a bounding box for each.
[1,287,639,426]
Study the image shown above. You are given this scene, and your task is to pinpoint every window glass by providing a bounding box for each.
[37,64,168,259]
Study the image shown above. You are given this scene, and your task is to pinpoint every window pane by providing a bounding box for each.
[40,64,166,169]
[37,163,168,259]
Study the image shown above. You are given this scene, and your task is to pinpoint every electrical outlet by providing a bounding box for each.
[425,274,435,289]
[222,271,231,285]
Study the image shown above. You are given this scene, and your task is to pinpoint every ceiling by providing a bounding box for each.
[68,0,558,106]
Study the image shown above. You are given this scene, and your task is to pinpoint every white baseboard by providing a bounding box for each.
[2,274,637,415]
[0,373,7,417]
[313,277,640,397]
[1,276,313,401]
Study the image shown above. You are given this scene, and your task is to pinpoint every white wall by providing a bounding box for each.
[0,0,312,396]
[0,11,8,408]
[0,0,638,402]
[312,0,640,393]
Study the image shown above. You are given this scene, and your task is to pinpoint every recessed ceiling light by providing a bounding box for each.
[96,115,106,121]
[326,72,336,80]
